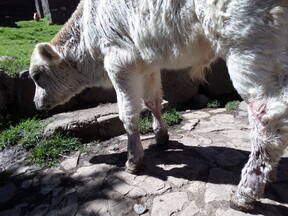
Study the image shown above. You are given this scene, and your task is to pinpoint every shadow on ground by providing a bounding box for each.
[2,139,288,215]
[90,140,288,215]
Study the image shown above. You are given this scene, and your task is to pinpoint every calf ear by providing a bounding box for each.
[36,43,61,63]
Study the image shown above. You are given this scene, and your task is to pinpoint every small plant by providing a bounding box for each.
[139,113,153,134]
[32,135,81,167]
[162,108,181,126]
[0,118,44,149]
[0,118,82,167]
[139,107,181,134]
[207,99,221,108]
[225,100,241,111]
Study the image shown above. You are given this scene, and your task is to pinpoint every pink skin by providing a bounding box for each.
[248,101,268,125]
[249,101,266,119]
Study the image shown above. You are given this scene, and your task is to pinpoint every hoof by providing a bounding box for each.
[125,159,143,174]
[230,192,255,212]
[155,129,169,146]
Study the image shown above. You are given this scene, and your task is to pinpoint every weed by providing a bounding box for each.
[162,108,181,126]
[207,100,221,108]
[139,107,181,134]
[32,135,81,167]
[225,100,241,111]
[0,118,82,167]
[0,118,43,149]
[139,113,153,134]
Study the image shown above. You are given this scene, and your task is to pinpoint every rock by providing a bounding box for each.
[72,164,111,182]
[208,108,226,114]
[0,204,27,216]
[192,94,209,107]
[181,119,200,131]
[151,192,189,216]
[182,111,211,120]
[216,149,247,167]
[108,199,133,216]
[133,204,147,215]
[179,201,199,216]
[44,104,125,140]
[60,151,80,170]
[29,205,49,216]
[210,114,235,123]
[202,58,236,96]
[238,111,248,117]
[0,70,15,112]
[0,145,28,172]
[40,168,65,195]
[161,68,199,103]
[167,176,188,187]
[136,176,171,195]
[108,177,146,198]
[41,168,65,185]
[58,192,78,216]
[21,179,33,189]
[215,208,261,216]
[187,181,206,195]
[51,188,65,206]
[0,183,16,203]
[77,199,110,216]
[239,101,248,112]
[15,70,36,114]
[205,168,236,203]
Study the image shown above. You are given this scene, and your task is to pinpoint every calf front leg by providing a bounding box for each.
[105,51,144,173]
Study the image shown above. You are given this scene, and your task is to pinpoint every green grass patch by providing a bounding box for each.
[0,118,43,149]
[0,118,81,167]
[225,100,241,111]
[0,18,62,74]
[207,99,221,108]
[32,135,81,167]
[139,107,181,134]
[139,114,153,134]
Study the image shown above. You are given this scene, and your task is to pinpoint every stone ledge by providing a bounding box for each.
[44,103,125,140]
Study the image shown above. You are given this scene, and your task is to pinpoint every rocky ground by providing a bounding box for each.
[1,104,288,216]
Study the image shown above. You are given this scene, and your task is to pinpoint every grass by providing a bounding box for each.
[225,100,241,111]
[32,135,81,167]
[139,107,181,134]
[0,118,81,167]
[0,18,62,74]
[207,99,221,108]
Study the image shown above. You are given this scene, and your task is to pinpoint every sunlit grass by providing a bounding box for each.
[0,18,62,74]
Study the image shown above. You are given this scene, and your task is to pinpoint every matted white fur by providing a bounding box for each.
[29,0,288,211]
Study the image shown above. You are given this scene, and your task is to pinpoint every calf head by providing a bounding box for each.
[29,43,83,110]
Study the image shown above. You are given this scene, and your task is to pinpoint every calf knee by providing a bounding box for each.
[248,98,288,128]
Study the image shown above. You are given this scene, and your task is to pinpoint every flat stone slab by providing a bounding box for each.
[44,103,125,140]
[2,107,288,216]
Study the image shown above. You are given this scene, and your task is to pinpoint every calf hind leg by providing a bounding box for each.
[143,72,169,146]
[231,103,287,210]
